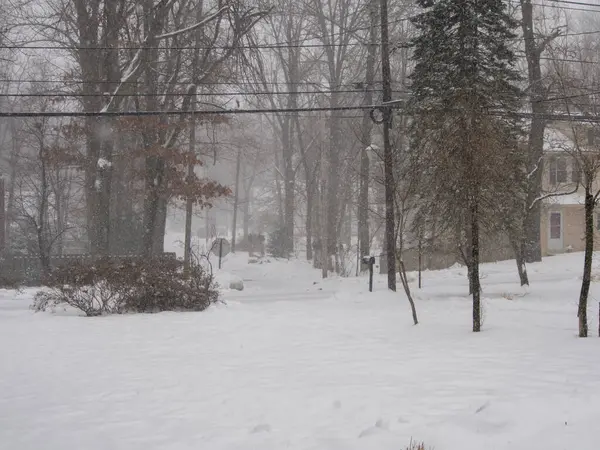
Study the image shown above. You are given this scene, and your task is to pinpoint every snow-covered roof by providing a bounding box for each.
[544,193,585,205]
[544,127,573,153]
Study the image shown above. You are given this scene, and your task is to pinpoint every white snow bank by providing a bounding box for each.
[214,271,244,291]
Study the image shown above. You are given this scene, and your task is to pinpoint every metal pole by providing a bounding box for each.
[380,0,397,291]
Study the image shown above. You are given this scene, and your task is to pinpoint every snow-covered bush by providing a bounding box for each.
[32,257,219,316]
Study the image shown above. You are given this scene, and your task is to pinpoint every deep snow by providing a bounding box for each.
[1,252,599,449]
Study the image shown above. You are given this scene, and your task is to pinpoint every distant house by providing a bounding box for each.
[540,124,600,255]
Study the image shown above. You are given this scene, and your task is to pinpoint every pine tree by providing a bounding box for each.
[409,0,523,332]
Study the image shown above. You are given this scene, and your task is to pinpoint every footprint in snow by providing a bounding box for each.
[250,424,271,434]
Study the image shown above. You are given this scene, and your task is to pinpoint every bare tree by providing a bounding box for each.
[12,104,75,275]
[548,31,600,337]
[306,0,369,275]
[519,0,562,264]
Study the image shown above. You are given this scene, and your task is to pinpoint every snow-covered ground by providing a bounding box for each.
[1,252,599,450]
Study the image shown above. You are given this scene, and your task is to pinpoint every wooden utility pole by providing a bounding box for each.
[380,0,397,291]
[358,0,378,270]
[183,1,204,273]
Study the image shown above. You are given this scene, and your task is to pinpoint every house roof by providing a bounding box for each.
[544,192,585,205]
[544,127,573,153]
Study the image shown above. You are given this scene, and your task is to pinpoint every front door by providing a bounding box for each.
[548,211,564,251]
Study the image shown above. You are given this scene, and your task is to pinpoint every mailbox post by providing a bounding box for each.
[362,256,376,292]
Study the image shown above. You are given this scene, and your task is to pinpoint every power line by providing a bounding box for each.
[0,79,384,87]
[524,1,600,12]
[515,53,600,64]
[546,0,600,8]
[0,16,413,52]
[4,103,600,125]
[543,91,600,102]
[1,27,597,53]
[1,88,596,101]
[0,88,386,98]
[0,42,375,51]
[0,14,413,53]
[0,105,375,118]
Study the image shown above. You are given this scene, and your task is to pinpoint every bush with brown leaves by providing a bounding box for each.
[33,257,219,316]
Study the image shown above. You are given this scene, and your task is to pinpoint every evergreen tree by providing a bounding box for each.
[267,226,290,259]
[409,0,523,332]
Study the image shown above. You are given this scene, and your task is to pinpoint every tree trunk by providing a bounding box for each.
[471,199,482,332]
[512,239,530,286]
[306,182,314,261]
[327,113,341,266]
[143,154,165,256]
[184,108,195,272]
[96,120,113,256]
[243,186,251,241]
[5,125,19,245]
[231,150,242,253]
[38,140,50,278]
[273,144,285,228]
[578,189,594,338]
[85,123,102,254]
[399,260,419,325]
[55,170,64,257]
[521,0,550,264]
[281,108,296,255]
[294,115,314,261]
[320,147,329,277]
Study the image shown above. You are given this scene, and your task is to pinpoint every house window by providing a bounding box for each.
[550,212,562,240]
[549,157,567,185]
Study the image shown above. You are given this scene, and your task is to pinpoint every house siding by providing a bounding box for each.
[541,203,600,256]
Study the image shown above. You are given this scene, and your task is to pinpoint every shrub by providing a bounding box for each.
[32,257,219,316]
[405,440,431,450]
[267,227,290,258]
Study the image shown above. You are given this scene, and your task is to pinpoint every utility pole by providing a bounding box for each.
[358,0,378,271]
[380,0,397,291]
[184,1,204,274]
